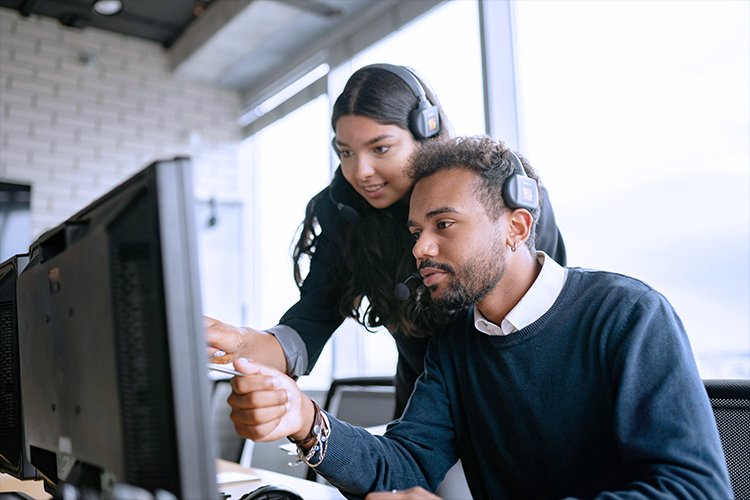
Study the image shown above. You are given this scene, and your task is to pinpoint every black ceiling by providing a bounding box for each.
[0,0,212,47]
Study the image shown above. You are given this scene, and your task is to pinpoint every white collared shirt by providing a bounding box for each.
[474,251,568,336]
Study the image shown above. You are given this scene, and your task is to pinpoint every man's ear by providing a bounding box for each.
[507,209,533,246]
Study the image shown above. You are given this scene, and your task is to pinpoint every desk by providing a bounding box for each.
[216,459,344,499]
[0,460,345,500]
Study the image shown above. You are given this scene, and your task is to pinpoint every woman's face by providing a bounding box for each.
[334,115,419,209]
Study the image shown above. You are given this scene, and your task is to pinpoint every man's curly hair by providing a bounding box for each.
[407,135,544,252]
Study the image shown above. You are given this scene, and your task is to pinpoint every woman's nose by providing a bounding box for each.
[354,156,375,181]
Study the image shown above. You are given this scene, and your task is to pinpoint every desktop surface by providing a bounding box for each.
[0,460,345,500]
[217,460,344,500]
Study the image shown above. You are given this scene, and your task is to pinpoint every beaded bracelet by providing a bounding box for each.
[287,400,330,467]
[287,399,323,448]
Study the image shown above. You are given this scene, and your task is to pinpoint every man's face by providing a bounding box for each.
[408,168,508,311]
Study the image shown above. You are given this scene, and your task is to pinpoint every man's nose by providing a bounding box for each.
[413,235,438,260]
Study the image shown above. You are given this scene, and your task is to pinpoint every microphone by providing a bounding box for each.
[394,272,421,301]
[328,186,360,223]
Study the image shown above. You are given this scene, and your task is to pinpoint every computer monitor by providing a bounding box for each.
[0,253,41,482]
[15,158,218,499]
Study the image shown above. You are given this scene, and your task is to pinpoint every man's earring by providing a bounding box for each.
[510,241,517,252]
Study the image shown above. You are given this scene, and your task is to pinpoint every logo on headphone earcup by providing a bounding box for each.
[411,99,440,140]
[502,151,539,211]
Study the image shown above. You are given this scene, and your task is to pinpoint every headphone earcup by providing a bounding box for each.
[502,151,539,210]
[502,174,538,210]
[410,100,440,140]
[363,64,441,140]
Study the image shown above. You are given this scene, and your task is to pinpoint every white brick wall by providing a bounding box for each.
[0,7,242,241]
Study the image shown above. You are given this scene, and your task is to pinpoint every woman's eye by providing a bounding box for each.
[340,150,353,158]
[410,231,421,240]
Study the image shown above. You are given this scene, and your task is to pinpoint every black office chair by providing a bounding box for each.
[322,376,397,427]
[703,379,750,500]
[311,375,471,496]
[305,376,396,481]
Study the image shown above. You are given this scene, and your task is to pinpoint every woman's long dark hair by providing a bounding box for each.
[292,65,459,338]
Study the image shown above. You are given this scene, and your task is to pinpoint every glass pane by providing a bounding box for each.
[0,182,31,262]
[515,0,749,378]
[241,95,334,389]
[338,0,485,137]
[326,0,485,380]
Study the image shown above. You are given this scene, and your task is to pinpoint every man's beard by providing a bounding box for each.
[421,246,506,312]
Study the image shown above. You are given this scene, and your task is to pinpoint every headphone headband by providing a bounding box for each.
[365,64,428,100]
[360,64,441,140]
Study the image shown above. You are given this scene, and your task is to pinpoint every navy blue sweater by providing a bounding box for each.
[278,168,567,415]
[314,268,733,500]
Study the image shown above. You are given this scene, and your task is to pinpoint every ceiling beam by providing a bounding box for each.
[169,0,300,86]
[19,0,39,17]
[239,0,443,101]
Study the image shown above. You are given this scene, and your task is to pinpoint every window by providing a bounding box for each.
[324,0,486,384]
[335,1,486,138]
[239,95,333,389]
[0,182,31,262]
[239,1,486,389]
[514,0,749,378]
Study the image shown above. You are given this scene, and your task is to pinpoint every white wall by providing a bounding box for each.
[0,7,242,243]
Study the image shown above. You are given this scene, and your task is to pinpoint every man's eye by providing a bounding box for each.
[374,146,390,154]
[437,221,453,230]
[410,231,421,240]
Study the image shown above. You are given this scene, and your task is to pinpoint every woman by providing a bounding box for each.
[206,64,566,416]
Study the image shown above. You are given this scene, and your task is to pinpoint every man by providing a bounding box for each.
[227,136,732,500]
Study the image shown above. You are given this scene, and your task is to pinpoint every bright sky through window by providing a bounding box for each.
[515,0,749,378]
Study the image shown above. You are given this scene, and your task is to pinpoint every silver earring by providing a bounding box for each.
[511,241,517,252]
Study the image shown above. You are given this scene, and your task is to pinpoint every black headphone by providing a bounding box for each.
[330,64,441,222]
[328,178,360,223]
[395,150,540,301]
[331,63,441,159]
[502,150,539,211]
[368,64,441,140]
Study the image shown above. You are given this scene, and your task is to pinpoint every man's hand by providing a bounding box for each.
[227,358,315,443]
[366,487,441,499]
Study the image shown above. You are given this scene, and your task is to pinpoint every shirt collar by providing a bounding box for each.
[474,251,568,336]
